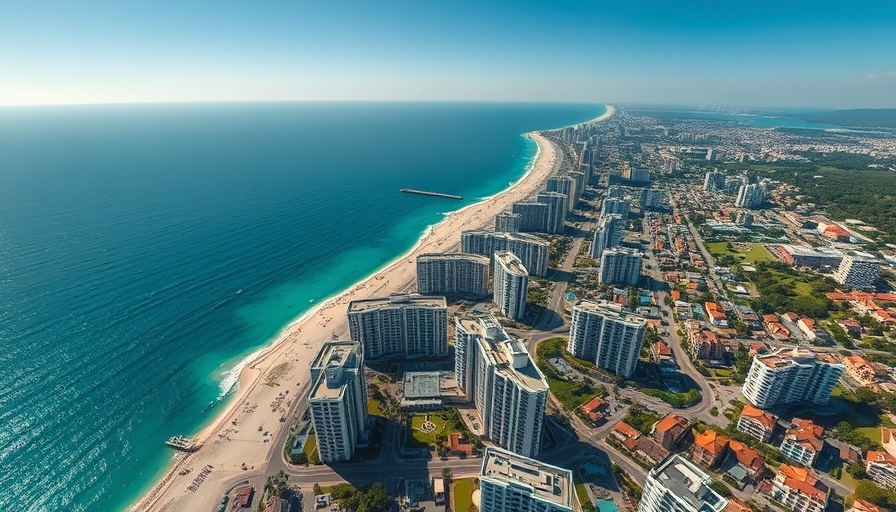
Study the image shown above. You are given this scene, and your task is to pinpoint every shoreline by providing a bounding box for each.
[131,104,613,512]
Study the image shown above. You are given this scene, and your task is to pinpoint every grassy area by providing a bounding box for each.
[639,387,702,408]
[304,434,319,464]
[706,242,775,264]
[368,398,382,417]
[574,471,595,512]
[453,477,478,512]
[406,414,450,448]
[534,337,606,411]
[856,426,882,445]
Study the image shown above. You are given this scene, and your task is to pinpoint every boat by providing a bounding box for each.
[165,436,200,452]
[399,188,463,200]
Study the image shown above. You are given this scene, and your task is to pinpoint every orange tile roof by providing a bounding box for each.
[867,451,896,465]
[725,499,750,512]
[779,464,816,484]
[612,421,641,440]
[655,414,688,436]
[729,440,764,471]
[851,498,889,512]
[785,418,825,452]
[740,405,778,430]
[694,429,730,457]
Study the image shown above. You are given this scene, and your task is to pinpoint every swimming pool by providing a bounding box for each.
[597,500,620,512]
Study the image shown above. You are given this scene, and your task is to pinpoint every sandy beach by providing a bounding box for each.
[132,106,613,512]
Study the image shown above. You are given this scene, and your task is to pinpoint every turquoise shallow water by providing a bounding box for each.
[0,101,603,511]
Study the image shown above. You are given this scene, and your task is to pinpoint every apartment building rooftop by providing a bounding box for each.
[457,312,546,393]
[310,342,360,400]
[347,293,446,312]
[575,299,648,325]
[495,251,528,276]
[756,348,840,369]
[480,447,573,508]
[650,455,728,512]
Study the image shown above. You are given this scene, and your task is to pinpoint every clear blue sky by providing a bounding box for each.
[1,0,894,108]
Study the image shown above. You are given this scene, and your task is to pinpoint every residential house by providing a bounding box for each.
[691,429,730,468]
[737,405,778,443]
[579,396,609,424]
[770,465,829,512]
[780,418,824,467]
[727,440,766,481]
[866,450,896,489]
[653,413,691,451]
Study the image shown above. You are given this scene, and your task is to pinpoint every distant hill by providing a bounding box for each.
[800,108,896,128]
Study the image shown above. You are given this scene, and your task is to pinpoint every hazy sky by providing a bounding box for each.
[1,1,894,108]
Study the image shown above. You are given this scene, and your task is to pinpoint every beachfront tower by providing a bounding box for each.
[599,247,642,286]
[590,214,625,259]
[493,251,529,321]
[495,211,521,233]
[568,300,647,378]
[347,294,448,360]
[456,312,548,458]
[479,447,575,512]
[536,191,568,234]
[546,176,577,212]
[639,455,729,512]
[461,230,549,277]
[511,201,548,233]
[416,253,490,296]
[309,341,368,463]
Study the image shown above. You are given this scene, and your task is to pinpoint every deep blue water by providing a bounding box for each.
[0,102,602,511]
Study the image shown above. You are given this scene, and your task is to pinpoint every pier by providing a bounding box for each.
[399,188,463,200]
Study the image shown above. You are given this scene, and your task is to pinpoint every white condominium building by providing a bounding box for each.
[347,293,448,360]
[479,446,574,512]
[735,183,764,209]
[590,213,624,259]
[599,247,642,286]
[568,300,646,378]
[494,251,529,321]
[455,312,548,458]
[461,230,550,277]
[568,171,586,204]
[536,191,568,234]
[416,253,490,296]
[834,255,880,291]
[639,455,729,512]
[309,341,368,463]
[741,348,844,409]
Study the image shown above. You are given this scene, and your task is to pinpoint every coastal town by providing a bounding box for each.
[137,106,896,512]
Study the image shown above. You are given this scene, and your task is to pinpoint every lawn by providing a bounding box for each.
[368,398,382,417]
[304,434,320,465]
[453,477,479,512]
[406,413,450,448]
[534,337,605,411]
[574,471,595,512]
[856,426,882,445]
[706,242,775,265]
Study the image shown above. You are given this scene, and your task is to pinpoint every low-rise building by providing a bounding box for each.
[728,440,765,480]
[690,429,730,468]
[866,450,896,489]
[736,405,778,443]
[653,413,691,451]
[770,465,829,512]
[780,418,824,467]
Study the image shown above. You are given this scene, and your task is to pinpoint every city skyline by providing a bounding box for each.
[1,1,894,108]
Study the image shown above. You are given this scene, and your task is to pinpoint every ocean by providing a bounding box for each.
[0,101,603,511]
